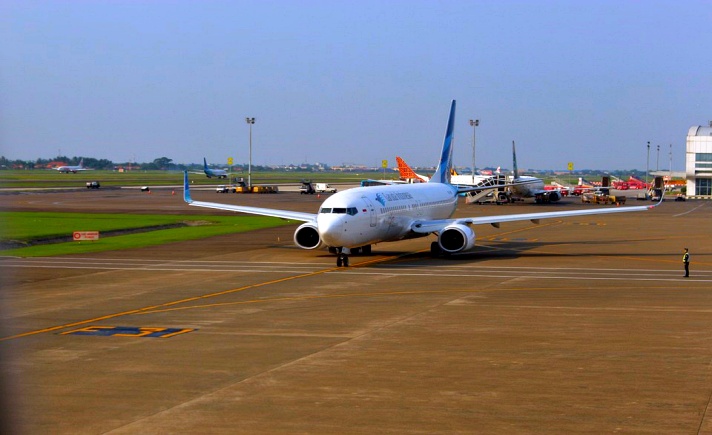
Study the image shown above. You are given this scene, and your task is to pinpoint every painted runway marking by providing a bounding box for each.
[3,245,710,342]
[62,326,195,338]
[673,203,708,217]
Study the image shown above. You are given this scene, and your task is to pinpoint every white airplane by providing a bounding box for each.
[507,141,564,203]
[183,100,662,267]
[396,155,500,187]
[192,157,228,179]
[55,158,91,173]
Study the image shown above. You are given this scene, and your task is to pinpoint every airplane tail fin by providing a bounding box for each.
[203,157,208,170]
[429,100,456,184]
[396,156,426,182]
[512,141,519,180]
[183,171,193,203]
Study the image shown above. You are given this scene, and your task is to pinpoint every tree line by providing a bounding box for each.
[0,155,334,172]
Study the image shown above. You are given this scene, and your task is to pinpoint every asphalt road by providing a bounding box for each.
[1,189,711,434]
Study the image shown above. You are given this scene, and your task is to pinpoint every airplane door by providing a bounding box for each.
[361,196,377,227]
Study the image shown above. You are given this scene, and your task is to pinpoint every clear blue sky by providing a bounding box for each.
[2,0,710,171]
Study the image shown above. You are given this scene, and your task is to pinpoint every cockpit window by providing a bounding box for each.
[319,207,358,215]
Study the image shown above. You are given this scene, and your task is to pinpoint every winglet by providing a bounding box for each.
[648,192,665,209]
[183,171,193,203]
[429,100,456,184]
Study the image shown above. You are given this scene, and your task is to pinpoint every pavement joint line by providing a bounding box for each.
[0,252,406,342]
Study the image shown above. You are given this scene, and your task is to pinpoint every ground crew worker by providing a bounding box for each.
[683,248,690,277]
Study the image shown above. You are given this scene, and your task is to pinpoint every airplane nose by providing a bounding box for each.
[317,215,345,246]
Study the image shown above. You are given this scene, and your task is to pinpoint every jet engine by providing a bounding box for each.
[438,224,476,254]
[547,191,562,202]
[293,223,322,250]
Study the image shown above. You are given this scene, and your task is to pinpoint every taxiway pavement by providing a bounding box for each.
[1,189,711,434]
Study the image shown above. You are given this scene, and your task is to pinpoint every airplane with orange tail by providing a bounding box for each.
[395,156,429,182]
[396,156,498,186]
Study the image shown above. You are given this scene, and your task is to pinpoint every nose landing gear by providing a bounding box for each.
[334,247,350,267]
[336,253,349,267]
[332,245,372,267]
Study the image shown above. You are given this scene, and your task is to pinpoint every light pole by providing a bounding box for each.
[245,117,255,188]
[656,144,660,171]
[469,119,479,183]
[646,141,650,187]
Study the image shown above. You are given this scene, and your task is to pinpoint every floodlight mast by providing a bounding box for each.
[245,117,255,188]
[469,119,479,183]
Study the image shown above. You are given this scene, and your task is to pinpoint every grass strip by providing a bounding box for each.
[0,212,290,257]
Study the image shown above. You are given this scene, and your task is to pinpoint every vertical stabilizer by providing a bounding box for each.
[203,157,208,170]
[183,171,193,203]
[429,100,456,184]
[512,141,519,180]
[396,156,427,182]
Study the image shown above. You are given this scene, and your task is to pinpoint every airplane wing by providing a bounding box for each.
[182,171,317,222]
[411,196,664,234]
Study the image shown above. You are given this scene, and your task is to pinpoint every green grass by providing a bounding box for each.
[0,211,290,257]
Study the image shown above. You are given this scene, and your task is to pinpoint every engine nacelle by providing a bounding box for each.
[293,223,322,250]
[438,224,476,254]
[548,191,562,202]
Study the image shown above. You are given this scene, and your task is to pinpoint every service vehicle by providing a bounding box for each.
[300,181,316,194]
[86,181,100,189]
[315,183,337,193]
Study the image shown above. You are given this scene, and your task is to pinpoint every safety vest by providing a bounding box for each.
[683,252,690,263]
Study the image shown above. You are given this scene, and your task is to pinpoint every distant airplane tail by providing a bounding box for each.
[396,156,427,182]
[512,141,519,180]
[429,100,456,184]
[203,157,208,170]
[183,171,193,203]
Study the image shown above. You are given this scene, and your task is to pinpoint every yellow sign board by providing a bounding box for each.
[382,160,388,168]
[567,162,574,171]
[227,157,233,165]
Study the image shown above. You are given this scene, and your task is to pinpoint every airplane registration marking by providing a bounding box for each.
[61,326,195,338]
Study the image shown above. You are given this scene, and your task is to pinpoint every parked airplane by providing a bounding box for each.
[507,141,564,203]
[396,156,498,187]
[55,158,91,173]
[183,100,662,267]
[194,157,228,179]
[395,156,428,182]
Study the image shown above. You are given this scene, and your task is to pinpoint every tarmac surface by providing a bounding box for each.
[1,187,711,434]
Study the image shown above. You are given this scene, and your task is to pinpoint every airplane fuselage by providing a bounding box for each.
[510,176,546,198]
[204,169,228,179]
[317,182,458,248]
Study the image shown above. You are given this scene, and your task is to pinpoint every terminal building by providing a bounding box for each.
[686,123,712,198]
